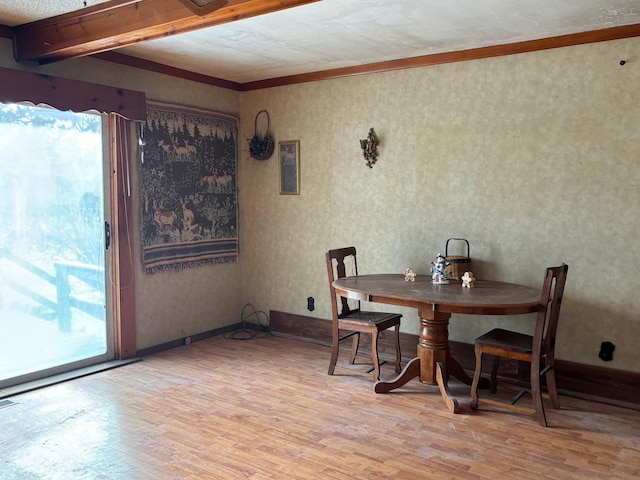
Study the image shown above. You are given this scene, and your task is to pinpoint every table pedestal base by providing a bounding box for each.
[374,357,466,413]
[374,308,488,413]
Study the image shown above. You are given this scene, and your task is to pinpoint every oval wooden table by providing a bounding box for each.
[332,274,541,413]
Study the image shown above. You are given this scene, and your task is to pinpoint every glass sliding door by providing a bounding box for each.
[0,102,112,387]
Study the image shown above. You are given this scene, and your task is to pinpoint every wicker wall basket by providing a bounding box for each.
[445,238,471,280]
[248,110,274,161]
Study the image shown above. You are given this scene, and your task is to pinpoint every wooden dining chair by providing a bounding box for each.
[470,264,568,426]
[326,247,402,380]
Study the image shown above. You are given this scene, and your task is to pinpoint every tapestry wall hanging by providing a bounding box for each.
[140,101,239,274]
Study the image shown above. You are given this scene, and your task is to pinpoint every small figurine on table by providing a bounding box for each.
[430,253,450,285]
[461,271,475,288]
[404,267,417,282]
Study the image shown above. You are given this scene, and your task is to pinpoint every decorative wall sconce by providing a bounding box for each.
[359,127,379,168]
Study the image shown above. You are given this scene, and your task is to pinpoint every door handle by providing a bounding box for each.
[105,221,111,250]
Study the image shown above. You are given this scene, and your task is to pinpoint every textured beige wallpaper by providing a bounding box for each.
[239,38,640,372]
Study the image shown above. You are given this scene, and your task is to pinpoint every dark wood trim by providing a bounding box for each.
[0,66,147,121]
[268,310,418,361]
[103,23,640,91]
[135,323,244,357]
[93,51,242,91]
[242,24,640,91]
[269,310,640,410]
[0,23,11,39]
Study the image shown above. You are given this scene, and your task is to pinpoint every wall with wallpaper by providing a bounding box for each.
[239,37,640,372]
[1,35,639,372]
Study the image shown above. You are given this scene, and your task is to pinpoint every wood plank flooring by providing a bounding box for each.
[1,334,639,479]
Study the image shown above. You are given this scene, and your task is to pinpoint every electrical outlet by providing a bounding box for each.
[599,341,615,361]
[307,296,315,311]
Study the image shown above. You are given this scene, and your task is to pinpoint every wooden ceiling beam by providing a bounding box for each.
[12,0,320,64]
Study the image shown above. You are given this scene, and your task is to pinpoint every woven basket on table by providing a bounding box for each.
[444,238,471,280]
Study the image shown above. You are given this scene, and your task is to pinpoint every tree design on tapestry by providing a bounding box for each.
[140,102,239,274]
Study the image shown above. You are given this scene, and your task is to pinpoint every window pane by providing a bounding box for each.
[0,103,109,383]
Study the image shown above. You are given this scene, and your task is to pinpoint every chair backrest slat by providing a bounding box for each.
[326,247,359,318]
[533,264,568,357]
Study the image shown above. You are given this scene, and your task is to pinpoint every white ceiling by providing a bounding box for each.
[0,0,639,84]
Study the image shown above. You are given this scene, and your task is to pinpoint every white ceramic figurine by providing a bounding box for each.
[430,254,450,285]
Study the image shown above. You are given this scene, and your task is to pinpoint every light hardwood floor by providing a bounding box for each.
[2,334,639,479]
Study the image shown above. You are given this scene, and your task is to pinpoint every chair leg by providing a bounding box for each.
[544,359,560,409]
[531,356,547,427]
[470,345,483,410]
[371,329,381,381]
[328,336,339,376]
[489,355,501,393]
[349,333,360,364]
[393,324,402,373]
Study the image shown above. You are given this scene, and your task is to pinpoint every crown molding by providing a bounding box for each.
[2,20,638,92]
[240,23,640,90]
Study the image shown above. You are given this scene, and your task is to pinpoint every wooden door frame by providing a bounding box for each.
[109,115,137,359]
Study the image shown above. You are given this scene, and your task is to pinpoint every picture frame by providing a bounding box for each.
[279,140,300,195]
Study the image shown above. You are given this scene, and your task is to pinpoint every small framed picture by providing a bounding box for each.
[279,140,300,195]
